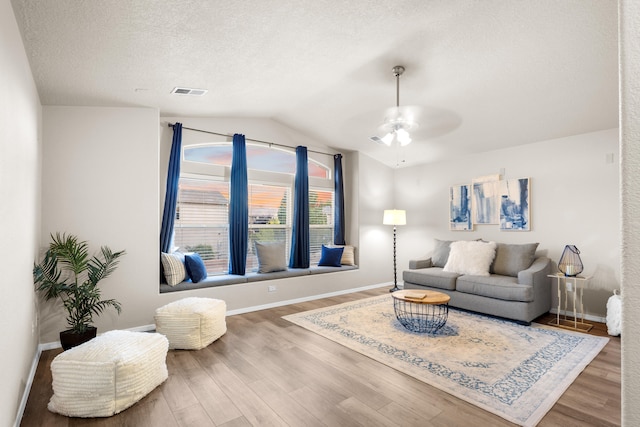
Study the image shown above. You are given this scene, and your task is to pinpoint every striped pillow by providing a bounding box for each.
[161,252,186,286]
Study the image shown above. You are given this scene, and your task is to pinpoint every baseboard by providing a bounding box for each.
[549,308,606,324]
[226,282,391,316]
[13,345,42,427]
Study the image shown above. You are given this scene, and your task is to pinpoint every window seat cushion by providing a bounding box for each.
[160,274,248,293]
[245,268,311,282]
[310,265,358,274]
[160,265,358,293]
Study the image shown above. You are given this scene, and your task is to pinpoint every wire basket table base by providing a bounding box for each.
[393,298,449,333]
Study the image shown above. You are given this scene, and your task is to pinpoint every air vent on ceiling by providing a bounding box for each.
[171,87,208,96]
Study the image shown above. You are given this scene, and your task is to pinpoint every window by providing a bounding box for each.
[173,178,229,275]
[178,141,335,276]
[184,144,330,178]
[309,188,334,264]
[247,183,291,272]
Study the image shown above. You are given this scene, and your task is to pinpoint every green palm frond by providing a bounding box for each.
[33,233,126,334]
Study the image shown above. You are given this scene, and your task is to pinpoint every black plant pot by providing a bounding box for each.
[60,326,97,351]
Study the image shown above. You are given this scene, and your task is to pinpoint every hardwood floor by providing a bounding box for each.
[20,287,621,426]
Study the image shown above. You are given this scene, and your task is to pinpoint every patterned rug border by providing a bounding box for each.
[283,294,609,427]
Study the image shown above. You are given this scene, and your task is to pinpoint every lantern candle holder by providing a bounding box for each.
[558,245,583,277]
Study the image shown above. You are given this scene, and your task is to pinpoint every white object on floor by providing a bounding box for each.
[155,297,227,350]
[606,290,622,336]
[48,330,169,417]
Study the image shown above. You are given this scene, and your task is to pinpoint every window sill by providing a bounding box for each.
[159,265,359,293]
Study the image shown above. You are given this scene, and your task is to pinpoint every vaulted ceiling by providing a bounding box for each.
[11,0,618,168]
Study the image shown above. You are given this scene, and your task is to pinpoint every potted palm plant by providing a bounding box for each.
[33,233,126,350]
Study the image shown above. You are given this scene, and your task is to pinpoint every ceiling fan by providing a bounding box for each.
[370,65,419,147]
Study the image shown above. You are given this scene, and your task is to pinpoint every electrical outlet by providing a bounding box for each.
[268,285,277,292]
[566,282,573,292]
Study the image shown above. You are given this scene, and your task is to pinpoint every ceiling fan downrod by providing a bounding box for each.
[392,65,405,108]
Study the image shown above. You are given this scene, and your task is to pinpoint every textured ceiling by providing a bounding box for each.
[11,0,618,168]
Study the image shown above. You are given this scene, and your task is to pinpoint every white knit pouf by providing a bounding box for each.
[155,297,227,350]
[48,330,169,417]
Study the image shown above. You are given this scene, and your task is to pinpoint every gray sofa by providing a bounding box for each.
[402,239,551,324]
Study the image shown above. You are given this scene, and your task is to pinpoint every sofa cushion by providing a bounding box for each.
[402,267,459,290]
[456,274,534,302]
[443,241,497,277]
[490,243,539,277]
[431,239,453,267]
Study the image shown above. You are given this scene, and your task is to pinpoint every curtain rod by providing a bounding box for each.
[166,122,340,157]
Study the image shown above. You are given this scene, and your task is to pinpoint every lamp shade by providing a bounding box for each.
[383,209,406,226]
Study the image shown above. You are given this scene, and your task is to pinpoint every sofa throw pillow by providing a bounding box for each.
[431,239,453,267]
[161,252,187,286]
[185,253,208,283]
[327,244,355,265]
[443,240,497,276]
[318,245,344,267]
[255,241,287,273]
[490,243,539,277]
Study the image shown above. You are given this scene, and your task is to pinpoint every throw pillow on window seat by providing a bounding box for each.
[327,244,355,265]
[318,245,344,267]
[255,241,287,273]
[185,253,208,283]
[161,252,187,286]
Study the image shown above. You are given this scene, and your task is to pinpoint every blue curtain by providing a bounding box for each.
[289,146,310,268]
[333,154,346,245]
[229,134,248,275]
[160,123,182,253]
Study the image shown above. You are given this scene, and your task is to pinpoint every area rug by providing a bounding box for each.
[283,294,608,427]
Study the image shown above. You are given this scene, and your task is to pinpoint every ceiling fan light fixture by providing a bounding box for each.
[381,132,394,146]
[396,128,412,146]
[371,65,418,147]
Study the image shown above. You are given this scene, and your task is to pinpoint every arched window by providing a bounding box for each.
[183,143,330,178]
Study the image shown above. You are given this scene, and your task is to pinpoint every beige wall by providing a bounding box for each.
[1,0,42,425]
[621,0,639,424]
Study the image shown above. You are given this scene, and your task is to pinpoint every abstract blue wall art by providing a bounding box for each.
[450,184,472,231]
[500,178,530,231]
[473,179,500,225]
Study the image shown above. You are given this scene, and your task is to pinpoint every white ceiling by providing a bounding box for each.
[11,0,618,168]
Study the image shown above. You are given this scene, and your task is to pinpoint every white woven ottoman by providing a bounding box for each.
[155,297,227,350]
[48,330,169,417]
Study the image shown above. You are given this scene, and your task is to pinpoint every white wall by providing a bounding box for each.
[1,1,42,425]
[621,0,640,424]
[38,113,395,344]
[394,128,619,319]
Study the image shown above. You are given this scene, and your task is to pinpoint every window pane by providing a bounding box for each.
[184,144,330,178]
[174,178,229,275]
[247,183,291,272]
[310,188,334,264]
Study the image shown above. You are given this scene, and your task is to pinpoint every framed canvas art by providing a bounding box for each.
[450,184,472,231]
[500,178,530,231]
[472,174,500,224]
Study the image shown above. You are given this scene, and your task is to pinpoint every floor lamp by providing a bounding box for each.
[383,209,406,292]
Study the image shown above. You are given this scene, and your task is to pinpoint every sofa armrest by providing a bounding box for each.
[518,257,551,286]
[409,258,433,270]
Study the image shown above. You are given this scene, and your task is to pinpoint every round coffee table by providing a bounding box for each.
[391,289,451,333]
